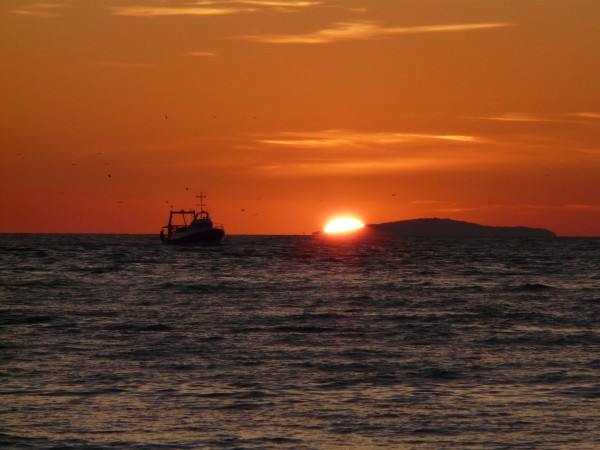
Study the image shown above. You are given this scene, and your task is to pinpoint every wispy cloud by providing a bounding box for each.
[257,130,483,148]
[469,112,600,127]
[112,6,254,17]
[566,203,600,211]
[453,203,600,213]
[220,0,319,6]
[242,21,514,44]
[194,0,317,5]
[406,202,600,215]
[567,112,600,120]
[9,2,66,18]
[256,158,435,176]
[469,113,552,122]
[250,129,485,176]
[180,51,218,57]
[112,0,318,17]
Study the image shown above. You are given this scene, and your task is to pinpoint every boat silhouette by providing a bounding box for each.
[160,194,224,245]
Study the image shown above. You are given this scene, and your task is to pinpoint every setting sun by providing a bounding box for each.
[324,217,365,234]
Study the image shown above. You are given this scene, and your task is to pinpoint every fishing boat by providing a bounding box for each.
[160,194,225,245]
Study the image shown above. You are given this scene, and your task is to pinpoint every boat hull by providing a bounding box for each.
[162,228,224,245]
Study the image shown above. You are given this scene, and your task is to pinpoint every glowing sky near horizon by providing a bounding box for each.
[1,0,599,235]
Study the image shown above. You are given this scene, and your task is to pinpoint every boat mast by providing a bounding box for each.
[196,193,206,212]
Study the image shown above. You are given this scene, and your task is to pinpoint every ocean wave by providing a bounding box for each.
[2,234,599,449]
[104,322,174,333]
[555,385,600,399]
[0,314,55,326]
[506,282,556,292]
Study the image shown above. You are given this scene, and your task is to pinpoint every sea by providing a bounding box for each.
[1,234,599,449]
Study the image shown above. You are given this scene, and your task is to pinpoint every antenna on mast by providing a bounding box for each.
[195,186,206,212]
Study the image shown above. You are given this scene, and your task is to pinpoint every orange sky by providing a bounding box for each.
[1,0,599,236]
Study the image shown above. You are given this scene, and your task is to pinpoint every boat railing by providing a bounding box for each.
[213,223,224,230]
[162,224,187,233]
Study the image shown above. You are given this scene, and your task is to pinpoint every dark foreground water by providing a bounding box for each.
[1,234,599,449]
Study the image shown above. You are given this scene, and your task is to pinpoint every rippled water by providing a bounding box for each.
[1,234,599,449]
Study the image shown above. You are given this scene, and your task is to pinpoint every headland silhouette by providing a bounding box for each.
[368,218,556,238]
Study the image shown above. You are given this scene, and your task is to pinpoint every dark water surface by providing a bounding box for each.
[1,234,599,449]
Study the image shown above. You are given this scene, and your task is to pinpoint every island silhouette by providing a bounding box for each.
[318,218,556,238]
